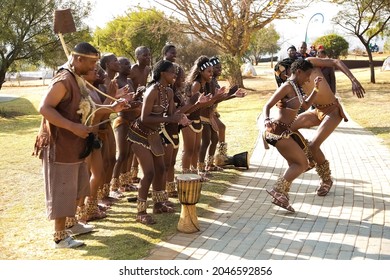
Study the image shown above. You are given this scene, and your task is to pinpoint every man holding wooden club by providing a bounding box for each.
[35,42,127,248]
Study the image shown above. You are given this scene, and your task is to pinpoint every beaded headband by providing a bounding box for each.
[200,61,212,71]
[210,57,220,65]
[71,51,100,59]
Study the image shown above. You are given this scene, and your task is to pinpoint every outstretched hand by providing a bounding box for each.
[107,79,118,97]
[352,79,365,98]
[216,86,226,96]
[178,113,192,127]
[197,92,212,104]
[171,111,192,126]
[111,98,128,112]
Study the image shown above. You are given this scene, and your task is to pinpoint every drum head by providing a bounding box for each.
[176,174,202,181]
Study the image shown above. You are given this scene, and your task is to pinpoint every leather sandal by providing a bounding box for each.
[98,203,110,211]
[153,202,175,214]
[87,208,107,221]
[163,200,175,208]
[266,189,295,213]
[271,198,295,212]
[316,180,333,196]
[109,190,125,199]
[206,165,224,171]
[99,197,117,206]
[136,213,156,225]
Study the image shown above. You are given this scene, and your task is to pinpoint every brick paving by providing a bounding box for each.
[146,119,390,260]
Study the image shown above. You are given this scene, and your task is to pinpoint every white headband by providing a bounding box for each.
[200,61,212,71]
[210,58,220,65]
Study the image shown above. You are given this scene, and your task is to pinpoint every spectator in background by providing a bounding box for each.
[317,49,336,94]
[297,41,312,59]
[274,46,298,87]
[287,45,299,60]
[309,45,318,57]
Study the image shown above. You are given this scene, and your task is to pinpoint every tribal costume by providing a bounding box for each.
[34,69,91,220]
[186,91,204,133]
[264,80,305,146]
[160,87,184,149]
[128,83,168,156]
[128,119,165,156]
[313,98,348,122]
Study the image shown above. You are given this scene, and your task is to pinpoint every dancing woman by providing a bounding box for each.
[161,64,185,198]
[161,64,209,197]
[181,56,225,175]
[128,60,190,224]
[262,59,322,212]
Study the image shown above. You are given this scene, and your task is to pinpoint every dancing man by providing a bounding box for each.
[291,57,365,196]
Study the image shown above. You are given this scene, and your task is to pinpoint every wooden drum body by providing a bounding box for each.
[176,174,202,233]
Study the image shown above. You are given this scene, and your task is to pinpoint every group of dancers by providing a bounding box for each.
[35,42,247,247]
[35,40,364,248]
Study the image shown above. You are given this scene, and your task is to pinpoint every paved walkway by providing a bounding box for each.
[146,119,390,260]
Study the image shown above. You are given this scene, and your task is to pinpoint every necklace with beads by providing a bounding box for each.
[287,78,305,105]
[156,82,169,113]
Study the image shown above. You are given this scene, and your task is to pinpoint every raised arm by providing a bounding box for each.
[307,57,365,98]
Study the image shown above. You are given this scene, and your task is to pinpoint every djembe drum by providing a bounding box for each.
[176,174,202,233]
[215,151,249,169]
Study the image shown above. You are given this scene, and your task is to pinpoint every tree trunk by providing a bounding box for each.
[366,48,376,84]
[228,64,244,88]
[224,55,244,88]
[0,69,6,90]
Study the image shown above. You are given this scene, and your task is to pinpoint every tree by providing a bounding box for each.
[157,0,306,88]
[313,34,349,59]
[93,8,175,63]
[332,0,390,83]
[247,24,280,66]
[169,35,220,71]
[0,0,91,89]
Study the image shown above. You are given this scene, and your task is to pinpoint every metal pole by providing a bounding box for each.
[304,13,324,43]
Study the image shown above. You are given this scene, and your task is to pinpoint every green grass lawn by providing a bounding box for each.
[0,64,389,259]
